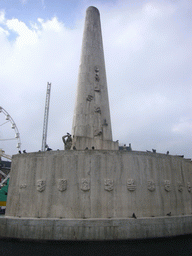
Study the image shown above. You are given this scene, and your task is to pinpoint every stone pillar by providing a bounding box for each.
[72,6,118,150]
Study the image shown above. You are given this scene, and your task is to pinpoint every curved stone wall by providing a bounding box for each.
[6,150,192,219]
[1,216,192,240]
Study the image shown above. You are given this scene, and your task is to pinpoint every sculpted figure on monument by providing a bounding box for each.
[62,133,72,150]
[94,129,102,136]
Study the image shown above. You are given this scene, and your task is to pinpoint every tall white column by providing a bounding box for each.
[72,6,118,150]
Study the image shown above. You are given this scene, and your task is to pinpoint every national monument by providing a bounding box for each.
[0,6,192,240]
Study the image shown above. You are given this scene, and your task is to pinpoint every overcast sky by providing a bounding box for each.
[0,0,192,158]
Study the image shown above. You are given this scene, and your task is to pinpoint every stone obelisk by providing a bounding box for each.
[72,6,118,150]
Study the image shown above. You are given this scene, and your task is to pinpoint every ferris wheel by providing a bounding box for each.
[0,106,22,187]
[0,106,21,156]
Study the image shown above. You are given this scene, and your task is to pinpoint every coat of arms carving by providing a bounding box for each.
[81,178,90,191]
[177,182,183,192]
[127,179,136,191]
[147,180,155,192]
[104,179,114,191]
[58,179,67,192]
[164,180,171,192]
[187,182,191,192]
[20,184,27,189]
[37,180,46,192]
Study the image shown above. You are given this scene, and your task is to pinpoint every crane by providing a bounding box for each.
[41,82,51,151]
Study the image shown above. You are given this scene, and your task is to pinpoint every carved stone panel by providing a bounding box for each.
[58,179,67,192]
[177,182,183,192]
[37,180,46,192]
[164,180,171,192]
[81,179,90,191]
[104,179,114,191]
[187,182,191,192]
[147,180,155,192]
[127,179,136,191]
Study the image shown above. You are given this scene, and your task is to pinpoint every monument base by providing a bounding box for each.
[0,216,192,240]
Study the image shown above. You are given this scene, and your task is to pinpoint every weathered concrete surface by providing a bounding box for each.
[6,150,192,219]
[0,216,192,240]
[72,6,117,150]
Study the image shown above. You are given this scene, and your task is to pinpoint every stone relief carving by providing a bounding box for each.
[94,107,101,114]
[94,85,100,92]
[177,182,183,192]
[95,74,100,82]
[58,179,67,192]
[81,179,90,191]
[94,66,100,92]
[20,184,27,189]
[104,179,114,191]
[86,95,94,101]
[187,182,191,192]
[127,179,136,191]
[147,180,155,192]
[103,119,108,126]
[37,180,46,192]
[94,66,99,73]
[164,180,171,192]
[94,129,102,136]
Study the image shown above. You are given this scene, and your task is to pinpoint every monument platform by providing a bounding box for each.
[0,150,191,240]
[1,215,192,240]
